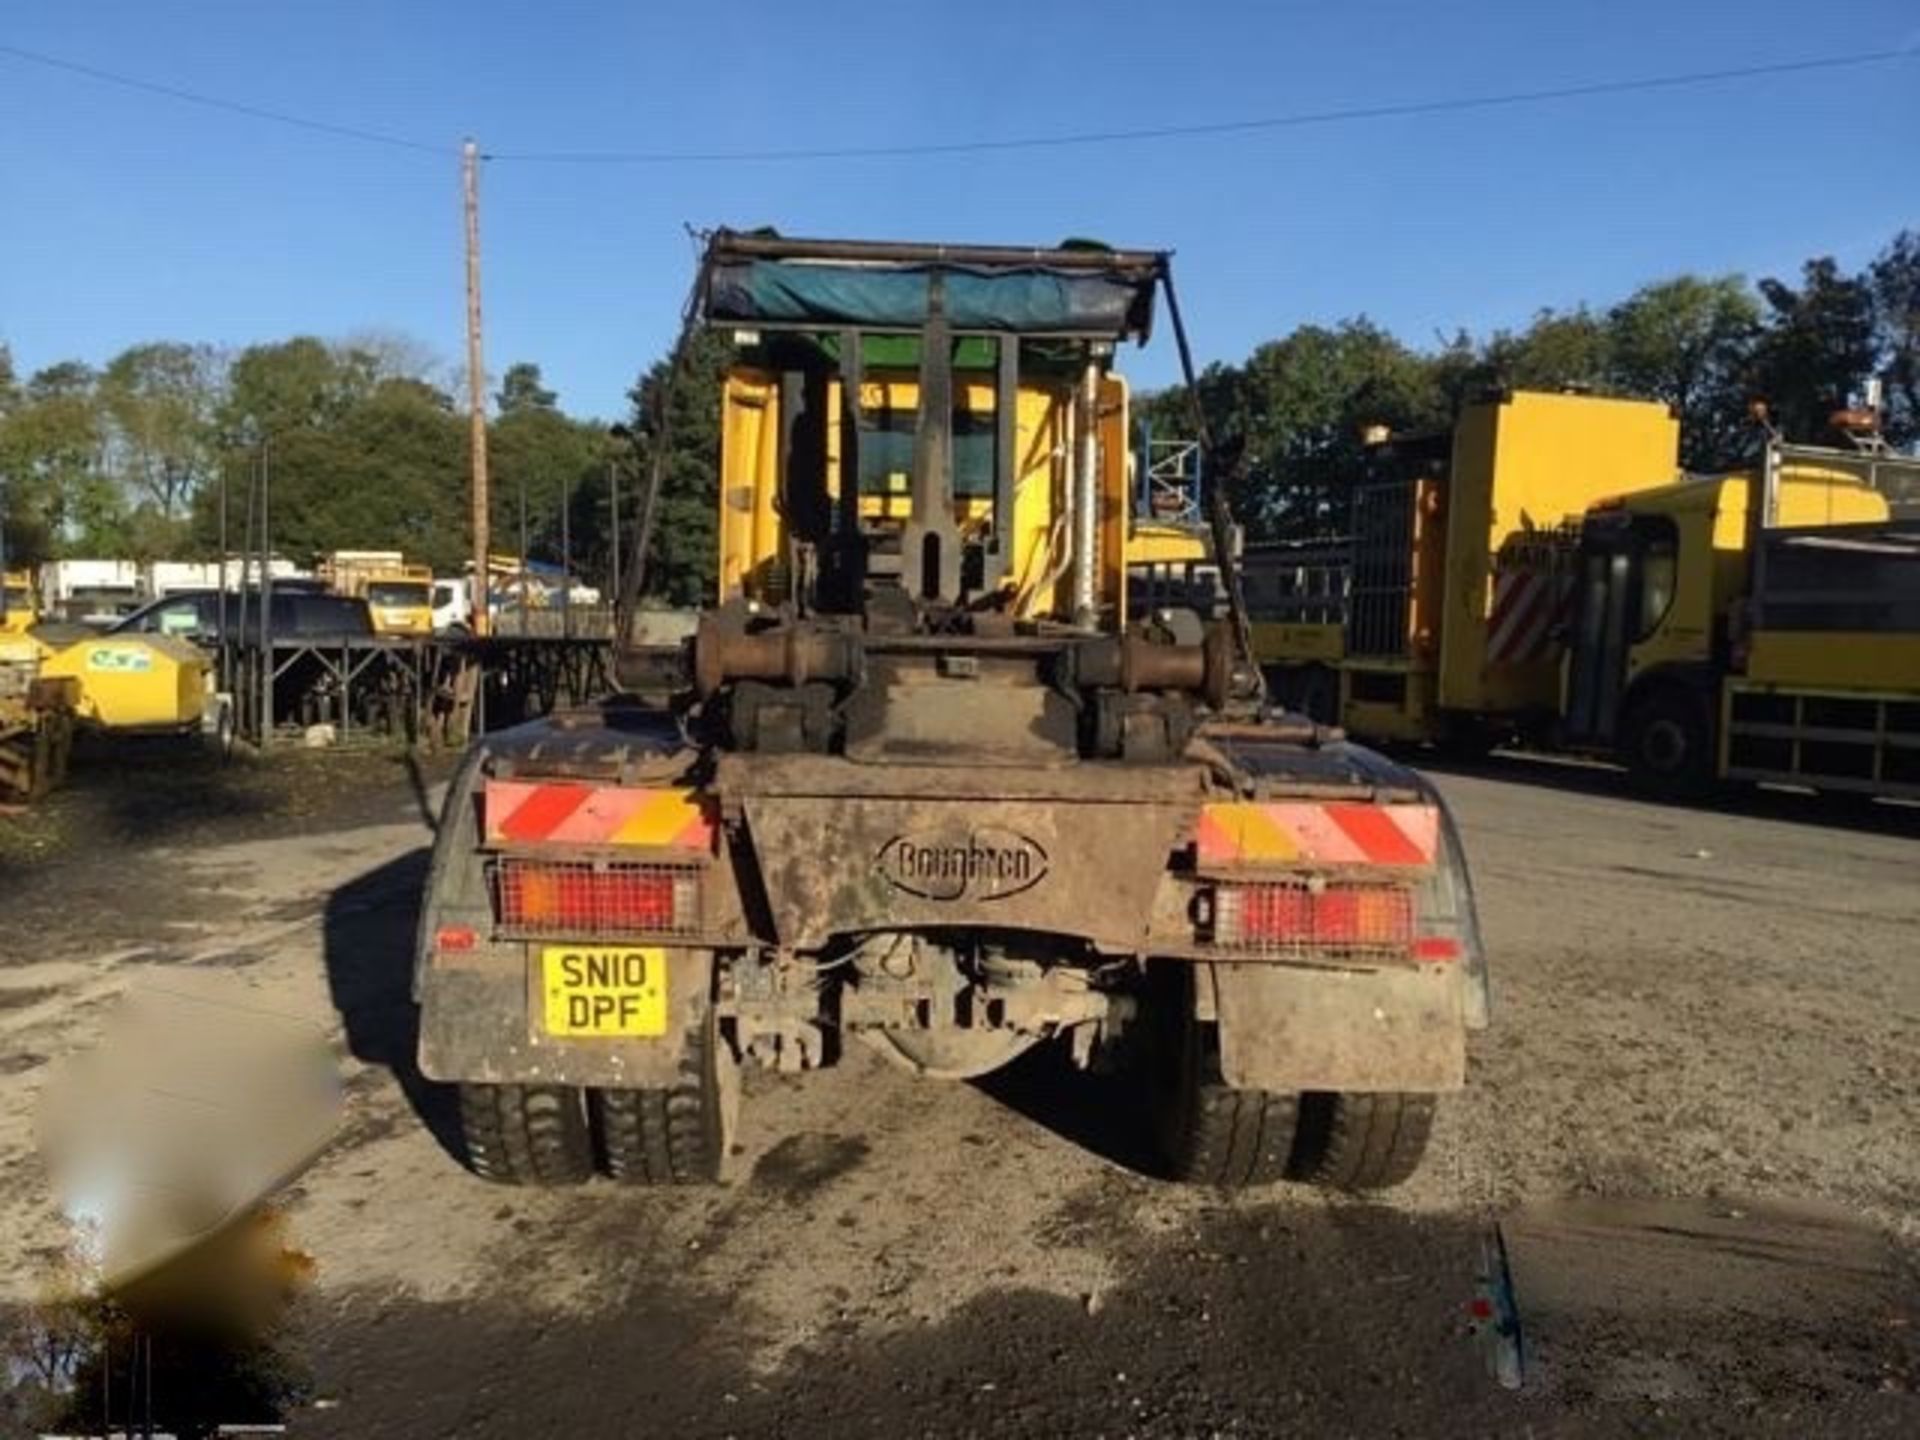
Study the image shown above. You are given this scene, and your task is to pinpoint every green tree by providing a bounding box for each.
[1475,307,1612,393]
[1868,230,1920,447]
[99,341,223,521]
[496,361,558,415]
[192,370,469,569]
[1747,256,1877,444]
[219,337,379,444]
[1171,321,1448,540]
[0,362,114,557]
[1607,276,1760,470]
[622,331,729,604]
[490,401,604,576]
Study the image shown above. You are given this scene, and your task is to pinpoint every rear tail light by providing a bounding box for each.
[435,924,478,952]
[492,858,698,937]
[1211,881,1413,954]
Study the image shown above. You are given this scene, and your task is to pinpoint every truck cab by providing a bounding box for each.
[1565,442,1918,792]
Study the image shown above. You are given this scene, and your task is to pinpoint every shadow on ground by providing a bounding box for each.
[320,847,464,1166]
[1412,747,1920,839]
[974,1043,1162,1179]
[285,1190,1915,1439]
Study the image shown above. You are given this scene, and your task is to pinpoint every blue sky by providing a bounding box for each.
[1,2,1914,420]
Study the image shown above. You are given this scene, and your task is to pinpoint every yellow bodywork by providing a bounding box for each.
[719,369,1131,624]
[1125,521,1209,568]
[361,580,434,636]
[2,570,37,634]
[1437,391,1678,713]
[324,556,434,635]
[40,634,209,731]
[1251,621,1344,664]
[1255,389,1680,738]
[1610,468,1894,688]
[0,630,77,802]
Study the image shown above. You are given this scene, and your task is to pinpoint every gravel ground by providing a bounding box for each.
[1,751,1915,1435]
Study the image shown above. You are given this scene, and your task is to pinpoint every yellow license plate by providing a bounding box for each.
[540,946,668,1037]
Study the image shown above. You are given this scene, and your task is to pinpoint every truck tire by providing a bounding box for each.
[592,1012,736,1185]
[1150,967,1299,1188]
[1621,685,1713,795]
[457,1083,595,1186]
[1288,1091,1436,1190]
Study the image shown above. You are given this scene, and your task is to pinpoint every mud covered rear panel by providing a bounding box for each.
[741,794,1194,950]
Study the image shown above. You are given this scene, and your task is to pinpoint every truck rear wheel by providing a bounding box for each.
[592,1011,737,1185]
[1288,1091,1436,1190]
[457,1083,595,1186]
[1150,967,1299,1188]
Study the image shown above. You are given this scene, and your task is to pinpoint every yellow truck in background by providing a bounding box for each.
[1249,389,1681,749]
[1562,418,1920,796]
[319,551,434,635]
[1252,387,1920,801]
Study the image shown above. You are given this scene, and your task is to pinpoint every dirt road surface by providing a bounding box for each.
[2,750,1916,1435]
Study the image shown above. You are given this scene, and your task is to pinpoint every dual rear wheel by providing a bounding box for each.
[1149,966,1437,1191]
[456,1009,738,1187]
[456,974,1435,1192]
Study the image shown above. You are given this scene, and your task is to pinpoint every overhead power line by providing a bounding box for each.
[0,41,451,155]
[492,49,1912,162]
[0,40,1910,165]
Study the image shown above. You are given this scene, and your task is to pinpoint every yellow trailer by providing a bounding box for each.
[1249,389,1680,745]
[38,634,213,733]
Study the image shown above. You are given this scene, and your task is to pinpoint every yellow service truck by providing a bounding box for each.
[321,551,435,635]
[1249,389,1681,748]
[413,232,1489,1194]
[1563,423,1920,796]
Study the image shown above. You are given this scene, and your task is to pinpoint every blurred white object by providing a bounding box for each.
[35,974,341,1293]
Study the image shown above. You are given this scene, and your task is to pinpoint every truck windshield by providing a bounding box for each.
[368,582,429,608]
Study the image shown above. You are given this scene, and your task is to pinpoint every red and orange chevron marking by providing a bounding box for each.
[484,780,716,851]
[1195,801,1438,868]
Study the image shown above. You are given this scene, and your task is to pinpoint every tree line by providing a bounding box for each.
[1150,230,1919,540]
[3,230,1914,598]
[0,339,622,584]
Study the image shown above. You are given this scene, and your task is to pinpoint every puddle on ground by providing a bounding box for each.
[1501,1193,1916,1403]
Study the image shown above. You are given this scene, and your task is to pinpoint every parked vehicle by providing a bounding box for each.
[1562,407,1920,797]
[320,551,435,635]
[1249,389,1680,750]
[110,588,375,645]
[415,231,1488,1194]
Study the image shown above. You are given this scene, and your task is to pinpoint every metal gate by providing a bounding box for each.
[1348,479,1415,658]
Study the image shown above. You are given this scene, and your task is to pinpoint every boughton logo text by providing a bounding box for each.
[875,827,1050,902]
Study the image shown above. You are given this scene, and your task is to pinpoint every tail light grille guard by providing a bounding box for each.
[1205,878,1417,962]
[489,856,701,939]
[1194,799,1463,965]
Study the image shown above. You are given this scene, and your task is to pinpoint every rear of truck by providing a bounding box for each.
[413,231,1489,1191]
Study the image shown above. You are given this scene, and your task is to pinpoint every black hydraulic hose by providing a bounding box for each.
[1157,258,1267,711]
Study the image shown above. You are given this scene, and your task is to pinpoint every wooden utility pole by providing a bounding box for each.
[462,138,491,637]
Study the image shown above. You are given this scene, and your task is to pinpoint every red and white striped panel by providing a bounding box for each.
[1195,801,1439,868]
[1486,570,1575,666]
[484,781,716,851]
